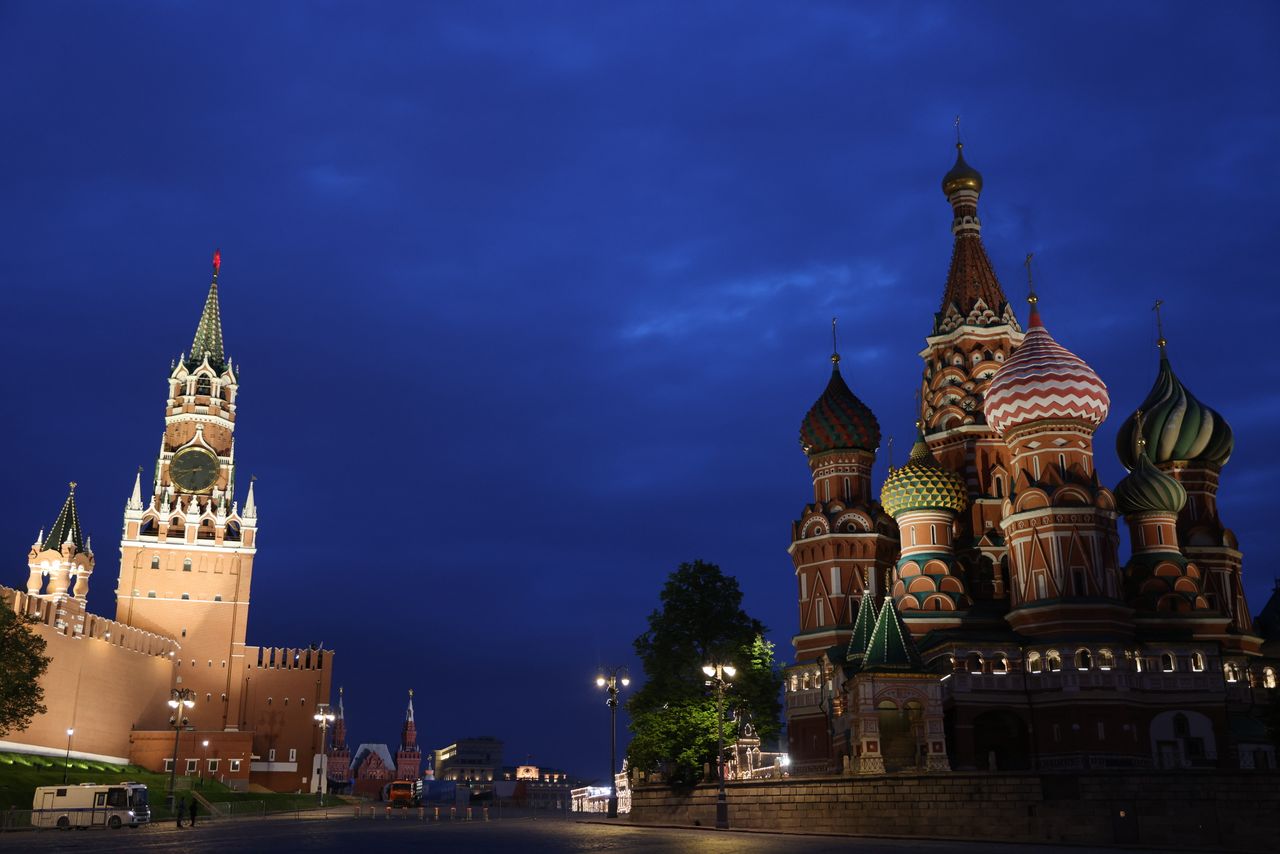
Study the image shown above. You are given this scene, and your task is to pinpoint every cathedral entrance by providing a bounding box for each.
[972,710,1030,770]
[877,700,924,772]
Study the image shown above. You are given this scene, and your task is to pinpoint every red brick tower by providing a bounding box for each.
[395,689,421,780]
[327,686,351,786]
[791,329,898,662]
[918,141,1025,613]
[983,283,1128,638]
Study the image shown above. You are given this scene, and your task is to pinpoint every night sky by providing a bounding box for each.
[2,3,1278,781]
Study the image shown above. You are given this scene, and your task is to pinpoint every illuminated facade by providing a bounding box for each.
[2,254,335,792]
[785,146,1279,775]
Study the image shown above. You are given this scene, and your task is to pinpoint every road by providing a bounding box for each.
[2,814,1178,853]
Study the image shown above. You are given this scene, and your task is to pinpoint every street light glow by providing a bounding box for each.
[67,728,74,736]
[596,676,606,687]
[723,665,736,678]
[621,677,630,687]
[702,665,716,677]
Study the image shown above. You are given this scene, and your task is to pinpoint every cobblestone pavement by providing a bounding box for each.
[2,814,1180,853]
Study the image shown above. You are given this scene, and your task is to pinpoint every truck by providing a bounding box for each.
[32,782,151,830]
[386,779,421,808]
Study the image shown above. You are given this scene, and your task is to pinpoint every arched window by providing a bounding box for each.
[1027,652,1042,674]
[967,653,984,675]
[1098,649,1114,671]
[1162,653,1176,673]
[1224,662,1240,683]
[1046,651,1062,673]
[992,655,1009,675]
[183,559,192,572]
[1264,668,1277,689]
[1075,649,1092,671]
[151,556,160,569]
[1191,652,1205,672]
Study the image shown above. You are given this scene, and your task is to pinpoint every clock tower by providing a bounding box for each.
[115,251,259,731]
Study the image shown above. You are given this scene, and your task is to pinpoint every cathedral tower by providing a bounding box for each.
[115,251,258,730]
[791,334,897,661]
[328,687,352,786]
[918,142,1025,608]
[983,286,1128,637]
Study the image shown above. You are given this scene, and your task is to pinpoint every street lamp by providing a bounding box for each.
[313,703,336,805]
[166,688,196,808]
[63,729,74,784]
[200,739,209,788]
[595,667,630,818]
[702,663,736,830]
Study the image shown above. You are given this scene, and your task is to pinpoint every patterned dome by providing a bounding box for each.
[880,436,968,517]
[1115,352,1233,469]
[800,364,881,454]
[983,306,1110,436]
[1114,455,1187,516]
[942,143,983,196]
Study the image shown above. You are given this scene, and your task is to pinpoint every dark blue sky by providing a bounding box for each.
[2,2,1277,779]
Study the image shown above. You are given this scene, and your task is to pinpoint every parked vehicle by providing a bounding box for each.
[387,779,420,807]
[32,782,150,830]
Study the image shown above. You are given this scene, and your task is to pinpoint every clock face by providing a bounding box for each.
[170,447,219,493]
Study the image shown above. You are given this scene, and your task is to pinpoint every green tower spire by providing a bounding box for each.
[42,482,85,551]
[188,250,225,372]
[863,596,925,673]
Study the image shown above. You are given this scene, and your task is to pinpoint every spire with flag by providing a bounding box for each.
[187,249,226,372]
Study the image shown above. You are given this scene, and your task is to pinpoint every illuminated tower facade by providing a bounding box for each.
[328,687,352,786]
[395,690,422,780]
[115,251,258,731]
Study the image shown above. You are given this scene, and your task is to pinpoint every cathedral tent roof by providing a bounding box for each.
[845,591,878,665]
[42,483,85,551]
[862,596,925,673]
[188,251,226,373]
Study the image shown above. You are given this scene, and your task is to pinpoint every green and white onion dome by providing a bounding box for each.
[1114,454,1187,516]
[1116,352,1233,469]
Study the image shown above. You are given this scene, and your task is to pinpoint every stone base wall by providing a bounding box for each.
[630,771,1280,852]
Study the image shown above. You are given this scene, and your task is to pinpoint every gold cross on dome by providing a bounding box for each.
[1153,299,1167,350]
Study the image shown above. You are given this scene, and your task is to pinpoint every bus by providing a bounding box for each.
[387,780,420,808]
[32,782,151,830]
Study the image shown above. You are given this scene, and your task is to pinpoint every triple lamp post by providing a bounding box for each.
[313,703,335,804]
[166,688,196,808]
[702,662,736,831]
[595,667,630,818]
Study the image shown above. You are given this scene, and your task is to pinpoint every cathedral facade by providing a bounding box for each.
[784,145,1280,775]
[1,254,334,792]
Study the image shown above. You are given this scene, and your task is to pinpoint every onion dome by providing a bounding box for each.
[800,358,881,454]
[983,303,1110,436]
[880,435,968,517]
[1114,455,1187,516]
[1115,351,1233,469]
[942,143,983,196]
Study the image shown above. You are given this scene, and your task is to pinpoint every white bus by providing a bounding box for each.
[32,782,151,830]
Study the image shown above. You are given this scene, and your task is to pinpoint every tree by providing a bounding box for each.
[0,604,50,738]
[626,560,783,784]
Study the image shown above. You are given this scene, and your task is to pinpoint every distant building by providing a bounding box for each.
[435,737,502,783]
[350,743,396,800]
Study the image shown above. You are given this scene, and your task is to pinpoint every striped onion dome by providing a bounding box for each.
[1115,351,1233,469]
[983,305,1110,436]
[1114,455,1187,516]
[880,435,968,517]
[800,363,881,454]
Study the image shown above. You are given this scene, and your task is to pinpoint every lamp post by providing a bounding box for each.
[200,739,209,788]
[312,703,335,805]
[166,688,196,808]
[63,729,74,784]
[595,667,629,818]
[702,662,736,830]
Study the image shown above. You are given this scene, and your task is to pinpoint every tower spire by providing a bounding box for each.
[831,316,840,368]
[43,482,85,551]
[127,466,144,511]
[188,249,226,372]
[1024,252,1041,328]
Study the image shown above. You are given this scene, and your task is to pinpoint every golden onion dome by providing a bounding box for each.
[942,143,983,196]
[880,435,968,518]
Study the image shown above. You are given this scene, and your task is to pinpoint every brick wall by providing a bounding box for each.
[630,771,1280,851]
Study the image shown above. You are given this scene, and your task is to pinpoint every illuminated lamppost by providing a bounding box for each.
[595,667,630,818]
[702,663,736,831]
[166,688,196,808]
[63,729,74,784]
[200,739,209,788]
[312,703,336,805]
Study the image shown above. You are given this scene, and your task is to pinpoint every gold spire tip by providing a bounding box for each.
[830,316,840,365]
[954,114,962,147]
[69,481,77,491]
[1153,299,1166,350]
[1024,252,1038,305]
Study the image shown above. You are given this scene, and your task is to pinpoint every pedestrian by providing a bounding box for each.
[189,798,198,827]
[176,796,185,828]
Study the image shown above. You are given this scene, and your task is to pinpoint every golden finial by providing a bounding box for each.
[408,688,414,698]
[69,481,77,492]
[1135,410,1147,450]
[1153,300,1166,351]
[1024,252,1038,307]
[831,316,840,367]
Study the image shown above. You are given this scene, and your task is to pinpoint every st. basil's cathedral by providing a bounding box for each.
[784,142,1280,775]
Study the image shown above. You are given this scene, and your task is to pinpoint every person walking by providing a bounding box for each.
[176,796,186,828]
[189,798,198,827]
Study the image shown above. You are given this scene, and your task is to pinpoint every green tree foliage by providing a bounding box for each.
[627,560,783,784]
[0,605,50,738]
